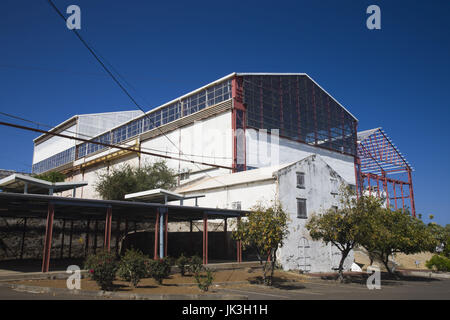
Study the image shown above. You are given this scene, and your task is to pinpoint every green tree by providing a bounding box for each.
[306,187,380,282]
[359,208,437,275]
[233,201,289,286]
[95,161,177,200]
[34,171,66,183]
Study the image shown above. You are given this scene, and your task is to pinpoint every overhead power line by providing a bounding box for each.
[45,0,232,186]
[0,121,234,170]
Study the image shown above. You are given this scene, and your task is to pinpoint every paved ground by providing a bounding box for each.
[1,276,449,300]
[216,276,450,300]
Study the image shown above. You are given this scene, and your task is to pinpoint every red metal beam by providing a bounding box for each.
[203,213,208,265]
[104,207,112,252]
[154,209,159,260]
[408,169,416,217]
[164,210,168,257]
[41,203,55,273]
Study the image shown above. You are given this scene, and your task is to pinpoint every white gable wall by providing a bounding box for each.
[275,155,354,273]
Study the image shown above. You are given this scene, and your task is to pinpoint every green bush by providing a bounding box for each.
[84,250,118,291]
[176,254,189,276]
[147,258,171,284]
[188,255,204,275]
[195,268,215,292]
[117,249,149,287]
[426,254,450,272]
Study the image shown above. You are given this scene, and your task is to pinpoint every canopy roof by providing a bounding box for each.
[0,174,87,194]
[0,192,246,221]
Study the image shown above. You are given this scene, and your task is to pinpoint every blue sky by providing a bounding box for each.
[0,0,449,225]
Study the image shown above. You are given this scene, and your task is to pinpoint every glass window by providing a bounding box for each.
[297,198,307,219]
[296,172,305,188]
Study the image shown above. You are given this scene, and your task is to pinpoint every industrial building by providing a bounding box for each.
[19,73,416,273]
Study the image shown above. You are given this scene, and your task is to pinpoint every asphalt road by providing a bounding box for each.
[0,277,448,300]
[216,277,450,300]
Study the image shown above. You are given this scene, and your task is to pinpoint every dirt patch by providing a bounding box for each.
[354,248,434,270]
[12,269,308,295]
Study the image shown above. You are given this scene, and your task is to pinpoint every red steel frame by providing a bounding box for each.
[356,128,416,217]
[41,203,54,273]
[231,76,247,172]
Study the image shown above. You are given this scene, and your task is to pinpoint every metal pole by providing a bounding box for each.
[164,210,168,258]
[203,213,208,265]
[93,220,98,254]
[407,169,416,217]
[20,218,27,260]
[159,210,164,258]
[224,218,228,260]
[104,207,112,252]
[60,219,66,259]
[68,220,73,258]
[42,203,55,273]
[154,209,159,260]
[85,220,90,257]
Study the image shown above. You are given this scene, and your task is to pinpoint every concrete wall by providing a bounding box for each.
[275,155,354,273]
[246,128,356,184]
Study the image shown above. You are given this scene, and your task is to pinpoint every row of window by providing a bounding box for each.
[32,80,232,174]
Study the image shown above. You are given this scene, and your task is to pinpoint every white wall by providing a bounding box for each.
[246,128,356,184]
[33,124,77,164]
[276,155,354,273]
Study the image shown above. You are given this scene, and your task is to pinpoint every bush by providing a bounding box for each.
[84,250,118,291]
[176,254,189,276]
[195,268,215,292]
[147,258,171,284]
[426,254,450,272]
[188,255,204,275]
[117,249,149,287]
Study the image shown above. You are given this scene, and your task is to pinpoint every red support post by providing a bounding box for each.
[236,217,242,263]
[368,176,372,196]
[383,175,390,209]
[85,219,90,257]
[60,219,65,259]
[42,203,55,273]
[104,207,112,252]
[393,182,398,210]
[164,210,168,258]
[203,214,208,265]
[154,209,159,260]
[407,169,416,217]
[376,176,380,198]
[400,183,405,211]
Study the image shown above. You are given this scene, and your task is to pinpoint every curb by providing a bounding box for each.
[0,282,248,300]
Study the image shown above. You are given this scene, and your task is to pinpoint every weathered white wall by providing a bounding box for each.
[177,180,277,210]
[275,155,354,273]
[33,124,77,164]
[246,129,356,184]
[140,111,233,180]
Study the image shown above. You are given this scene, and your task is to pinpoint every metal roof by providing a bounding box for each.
[125,188,184,203]
[0,192,247,221]
[0,174,88,194]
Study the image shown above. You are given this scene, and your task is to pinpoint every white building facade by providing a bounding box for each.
[31,73,360,272]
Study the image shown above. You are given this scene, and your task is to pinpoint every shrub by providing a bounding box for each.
[195,268,215,292]
[117,249,149,287]
[84,250,118,291]
[147,258,171,284]
[188,255,204,275]
[176,254,189,276]
[426,254,450,272]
